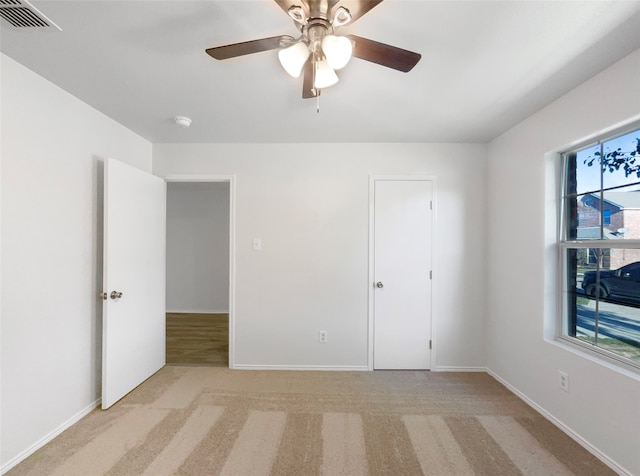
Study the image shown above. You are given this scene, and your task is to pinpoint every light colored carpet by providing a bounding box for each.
[7,367,615,475]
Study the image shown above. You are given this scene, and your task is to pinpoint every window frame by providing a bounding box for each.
[557,122,640,372]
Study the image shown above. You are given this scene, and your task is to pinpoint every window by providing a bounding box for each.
[560,125,640,369]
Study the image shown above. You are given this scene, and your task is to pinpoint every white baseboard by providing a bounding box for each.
[166,309,229,314]
[231,365,486,372]
[434,366,488,372]
[486,369,631,476]
[1,398,101,475]
[232,364,370,371]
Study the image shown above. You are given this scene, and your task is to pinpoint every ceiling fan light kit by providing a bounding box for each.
[314,58,340,89]
[206,0,421,100]
[278,41,310,78]
[322,34,353,70]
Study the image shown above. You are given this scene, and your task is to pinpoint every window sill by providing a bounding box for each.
[549,336,640,381]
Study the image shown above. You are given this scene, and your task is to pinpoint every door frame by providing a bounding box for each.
[163,174,236,368]
[368,175,437,370]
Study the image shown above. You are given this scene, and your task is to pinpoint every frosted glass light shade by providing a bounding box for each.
[314,59,339,89]
[322,35,352,70]
[278,42,310,78]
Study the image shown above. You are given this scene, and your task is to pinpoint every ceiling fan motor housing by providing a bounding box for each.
[305,19,333,54]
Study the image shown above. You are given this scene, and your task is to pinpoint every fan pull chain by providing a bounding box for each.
[317,93,320,113]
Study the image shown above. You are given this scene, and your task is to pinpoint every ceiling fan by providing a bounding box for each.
[205,0,421,99]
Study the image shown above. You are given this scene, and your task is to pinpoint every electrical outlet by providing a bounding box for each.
[319,330,328,343]
[559,371,569,392]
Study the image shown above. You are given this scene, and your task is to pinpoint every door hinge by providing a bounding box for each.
[429,200,433,210]
[429,340,432,350]
[429,270,432,279]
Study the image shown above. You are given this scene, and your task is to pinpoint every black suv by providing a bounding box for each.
[582,261,640,302]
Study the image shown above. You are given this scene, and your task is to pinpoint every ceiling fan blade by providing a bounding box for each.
[302,60,317,98]
[347,34,421,72]
[206,36,293,60]
[336,0,384,24]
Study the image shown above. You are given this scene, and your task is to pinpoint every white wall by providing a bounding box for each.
[153,143,488,370]
[0,54,152,471]
[487,48,640,475]
[166,182,230,313]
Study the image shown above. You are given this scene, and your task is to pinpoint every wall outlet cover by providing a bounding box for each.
[559,371,569,392]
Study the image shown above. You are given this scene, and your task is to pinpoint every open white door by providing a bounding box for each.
[373,179,433,370]
[102,158,166,409]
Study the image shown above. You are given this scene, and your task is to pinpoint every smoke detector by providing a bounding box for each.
[174,116,192,128]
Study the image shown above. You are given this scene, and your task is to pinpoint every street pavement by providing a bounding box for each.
[576,300,640,346]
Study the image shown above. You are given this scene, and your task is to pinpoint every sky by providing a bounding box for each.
[575,128,640,195]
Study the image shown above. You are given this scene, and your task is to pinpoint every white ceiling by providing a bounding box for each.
[2,0,640,143]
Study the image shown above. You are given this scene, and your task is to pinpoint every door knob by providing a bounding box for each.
[110,291,123,300]
[376,281,384,288]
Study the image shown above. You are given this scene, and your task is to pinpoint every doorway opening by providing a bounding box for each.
[165,180,233,366]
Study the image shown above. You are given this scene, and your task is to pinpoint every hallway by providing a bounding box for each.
[166,313,228,366]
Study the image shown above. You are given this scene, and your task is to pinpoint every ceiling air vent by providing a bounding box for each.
[0,0,61,30]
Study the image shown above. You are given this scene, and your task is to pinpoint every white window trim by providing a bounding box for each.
[556,122,640,373]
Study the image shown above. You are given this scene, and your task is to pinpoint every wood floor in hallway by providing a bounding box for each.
[166,313,228,366]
